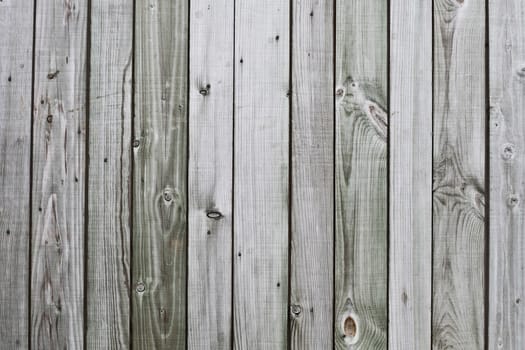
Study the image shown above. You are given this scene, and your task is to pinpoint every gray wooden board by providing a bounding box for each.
[233,0,290,348]
[432,0,486,349]
[187,0,234,349]
[132,0,188,348]
[335,0,388,348]
[86,0,133,348]
[389,0,432,349]
[289,0,334,349]
[31,0,88,347]
[0,0,33,348]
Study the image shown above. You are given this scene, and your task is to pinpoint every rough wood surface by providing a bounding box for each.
[31,0,88,348]
[86,0,133,348]
[389,0,432,349]
[489,0,525,349]
[233,0,290,348]
[132,0,188,348]
[432,1,486,349]
[289,0,333,349]
[334,0,388,348]
[0,0,33,348]
[187,0,233,349]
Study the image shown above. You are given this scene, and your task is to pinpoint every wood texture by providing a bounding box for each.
[31,0,88,348]
[389,0,432,349]
[335,0,388,348]
[132,0,188,348]
[0,0,33,348]
[289,0,333,349]
[432,0,486,349]
[489,0,525,349]
[86,0,133,348]
[233,0,290,348]
[187,0,234,349]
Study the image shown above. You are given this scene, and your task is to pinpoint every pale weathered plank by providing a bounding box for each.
[233,0,290,348]
[389,0,432,349]
[31,0,88,348]
[489,0,525,349]
[334,0,388,348]
[0,0,33,348]
[187,0,234,349]
[432,0,486,349]
[132,0,188,348]
[289,0,333,348]
[86,0,133,348]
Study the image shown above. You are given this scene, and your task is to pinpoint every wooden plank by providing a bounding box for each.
[187,0,234,349]
[31,0,88,348]
[432,0,486,349]
[132,0,188,348]
[334,0,388,348]
[86,0,133,348]
[489,0,525,349]
[233,0,290,348]
[0,0,33,348]
[388,0,432,349]
[289,0,333,348]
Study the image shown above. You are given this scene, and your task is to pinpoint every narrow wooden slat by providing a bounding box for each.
[233,0,290,348]
[86,0,133,348]
[187,0,234,348]
[389,0,432,348]
[289,0,333,348]
[334,0,388,348]
[432,0,486,349]
[132,0,188,348]
[31,0,88,347]
[0,0,33,347]
[489,0,525,349]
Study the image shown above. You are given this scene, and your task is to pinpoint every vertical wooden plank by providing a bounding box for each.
[0,0,33,348]
[31,0,87,348]
[432,0,486,349]
[132,0,188,348]
[187,0,233,349]
[233,0,290,348]
[289,0,333,349]
[334,0,388,348]
[388,1,432,349]
[86,0,132,348]
[489,0,525,349]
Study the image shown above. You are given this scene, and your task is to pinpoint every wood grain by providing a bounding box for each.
[335,0,388,348]
[0,0,33,348]
[289,0,333,349]
[389,0,432,349]
[31,0,88,348]
[132,0,188,348]
[233,0,290,348]
[432,0,486,349]
[86,0,133,348]
[187,0,234,349]
[488,0,525,349]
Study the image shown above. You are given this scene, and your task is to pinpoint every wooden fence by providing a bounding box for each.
[0,0,519,348]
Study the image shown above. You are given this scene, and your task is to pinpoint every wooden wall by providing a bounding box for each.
[0,0,520,349]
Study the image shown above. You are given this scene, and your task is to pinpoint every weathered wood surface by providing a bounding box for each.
[335,0,388,348]
[87,0,133,348]
[0,0,33,348]
[489,0,525,349]
[389,0,432,349]
[289,0,333,349]
[233,0,290,348]
[31,0,87,348]
[187,0,234,349]
[432,0,486,349]
[132,0,188,348]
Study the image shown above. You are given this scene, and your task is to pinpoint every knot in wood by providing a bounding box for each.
[336,87,344,96]
[508,194,520,208]
[132,139,140,148]
[290,304,302,317]
[501,143,516,160]
[136,282,145,293]
[199,84,211,96]
[206,210,223,220]
[47,115,53,123]
[343,316,357,339]
[163,191,172,202]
